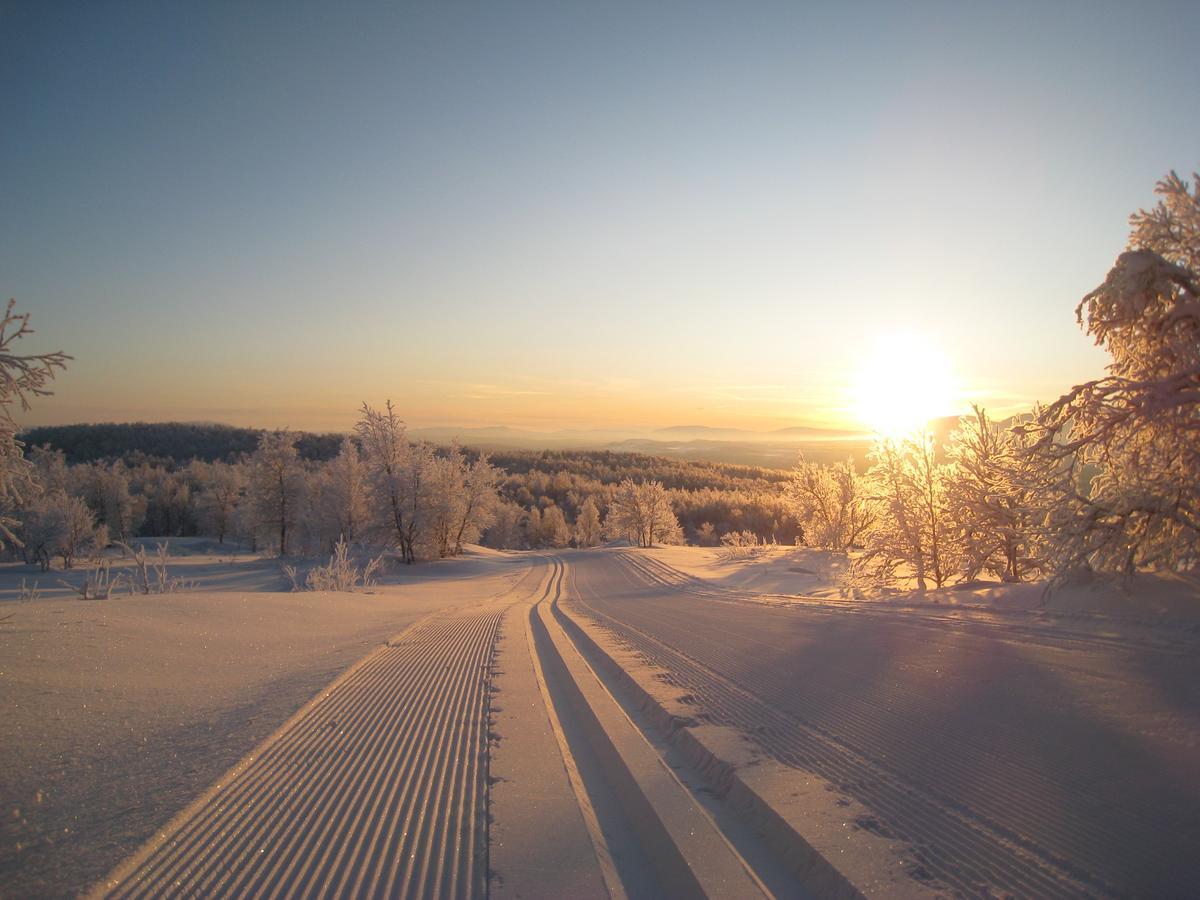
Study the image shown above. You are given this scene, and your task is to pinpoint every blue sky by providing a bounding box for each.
[2,1,1197,431]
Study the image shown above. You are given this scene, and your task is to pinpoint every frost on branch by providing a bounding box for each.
[0,301,70,548]
[944,406,1044,583]
[785,456,875,552]
[604,478,682,548]
[1020,170,1200,577]
[849,432,959,592]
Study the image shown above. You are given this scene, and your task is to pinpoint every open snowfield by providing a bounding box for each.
[4,543,1199,898]
[0,544,532,897]
[570,547,1200,896]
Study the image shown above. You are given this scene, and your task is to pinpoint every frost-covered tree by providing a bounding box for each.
[427,444,502,557]
[523,505,543,549]
[944,407,1042,582]
[574,496,602,547]
[248,430,306,556]
[0,301,69,548]
[1019,170,1200,576]
[855,433,958,591]
[137,466,195,536]
[355,401,435,564]
[483,500,524,550]
[308,438,367,551]
[785,456,875,551]
[81,462,139,544]
[193,460,244,544]
[695,521,718,546]
[604,479,682,547]
[539,504,572,548]
[21,491,103,570]
[27,445,69,495]
[451,451,501,555]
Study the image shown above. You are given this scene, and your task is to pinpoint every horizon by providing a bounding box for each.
[6,3,1199,433]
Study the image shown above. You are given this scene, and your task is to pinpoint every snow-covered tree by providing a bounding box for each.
[307,438,367,552]
[21,491,103,570]
[27,445,68,496]
[136,466,195,536]
[0,301,69,548]
[574,496,602,547]
[1019,170,1200,576]
[539,504,572,548]
[604,479,682,547]
[854,433,958,591]
[426,444,502,557]
[193,460,245,545]
[785,456,875,551]
[355,401,435,564]
[248,430,306,556]
[483,500,524,550]
[944,407,1042,582]
[81,462,139,544]
[524,505,543,549]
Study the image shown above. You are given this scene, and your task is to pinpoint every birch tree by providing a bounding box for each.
[574,496,602,547]
[604,479,682,547]
[316,438,368,548]
[193,460,244,544]
[355,401,435,564]
[785,456,875,551]
[944,407,1043,582]
[249,430,305,556]
[856,433,957,590]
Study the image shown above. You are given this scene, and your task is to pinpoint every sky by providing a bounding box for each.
[2,1,1198,434]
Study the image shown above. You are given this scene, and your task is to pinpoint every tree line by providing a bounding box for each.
[4,402,507,568]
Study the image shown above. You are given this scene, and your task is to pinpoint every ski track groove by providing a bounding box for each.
[570,552,1168,898]
[103,609,504,900]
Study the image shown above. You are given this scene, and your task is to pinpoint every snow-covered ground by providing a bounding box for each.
[5,544,1198,897]
[567,548,1200,896]
[0,544,531,897]
[640,544,1200,621]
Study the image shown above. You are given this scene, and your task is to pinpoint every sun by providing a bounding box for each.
[850,332,961,436]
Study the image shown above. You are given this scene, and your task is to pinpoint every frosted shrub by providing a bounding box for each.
[719,529,763,560]
[59,559,123,600]
[285,537,384,592]
[121,541,191,594]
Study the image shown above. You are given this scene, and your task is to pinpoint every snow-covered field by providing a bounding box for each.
[0,544,531,897]
[3,544,1198,897]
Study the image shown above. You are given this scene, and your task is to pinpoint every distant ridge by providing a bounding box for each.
[21,417,975,469]
[19,422,345,465]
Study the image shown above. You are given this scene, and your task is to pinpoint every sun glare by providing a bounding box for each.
[850,332,960,436]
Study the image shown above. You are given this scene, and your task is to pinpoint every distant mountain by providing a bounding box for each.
[606,437,872,468]
[652,425,755,440]
[770,424,866,439]
[654,424,864,442]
